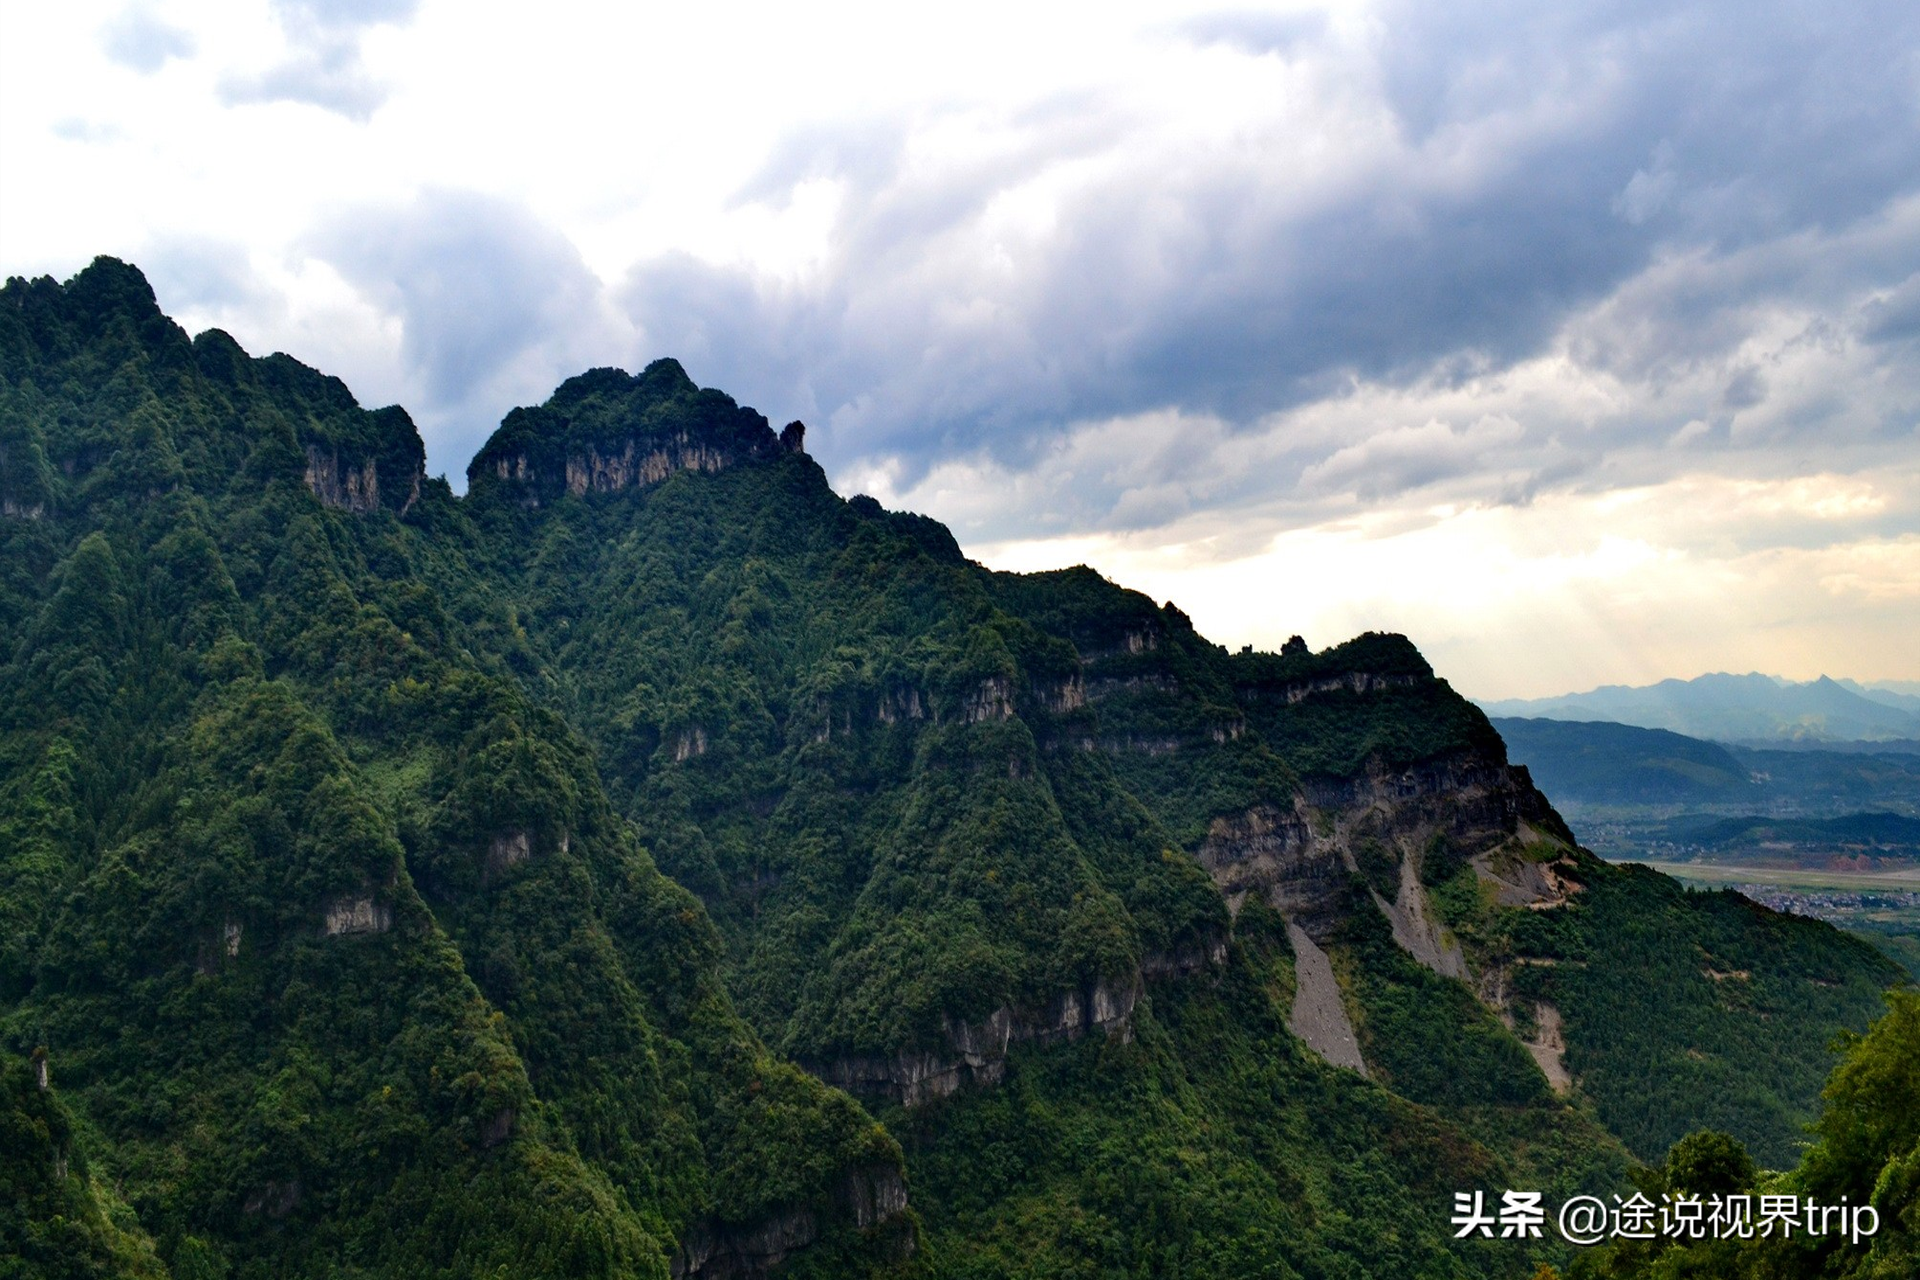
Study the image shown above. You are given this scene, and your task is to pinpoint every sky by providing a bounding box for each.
[2,0,1916,699]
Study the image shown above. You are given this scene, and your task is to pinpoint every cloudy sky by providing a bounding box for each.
[4,0,1917,698]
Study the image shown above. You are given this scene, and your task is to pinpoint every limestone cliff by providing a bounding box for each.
[670,1163,913,1279]
[813,939,1225,1107]
[303,443,421,516]
[1201,750,1569,943]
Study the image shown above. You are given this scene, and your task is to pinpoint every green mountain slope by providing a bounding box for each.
[1,258,1905,1278]
[2,1048,169,1280]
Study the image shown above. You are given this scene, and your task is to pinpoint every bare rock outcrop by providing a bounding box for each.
[1471,838,1583,909]
[561,437,736,497]
[962,676,1015,724]
[304,446,420,516]
[815,977,1137,1107]
[476,400,801,510]
[323,894,391,936]
[1205,749,1567,962]
[1523,1001,1572,1093]
[1267,671,1421,706]
[1198,802,1347,938]
[1032,674,1086,714]
[814,938,1224,1107]
[670,1163,910,1279]
[1372,856,1468,980]
[488,830,532,876]
[874,686,927,724]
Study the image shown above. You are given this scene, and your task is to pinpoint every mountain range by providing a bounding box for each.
[1,258,1912,1280]
[1490,718,1920,816]
[1480,673,1920,743]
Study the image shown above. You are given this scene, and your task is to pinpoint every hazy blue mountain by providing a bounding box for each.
[1837,678,1920,716]
[1491,717,1759,805]
[1481,673,1920,743]
[1494,718,1920,817]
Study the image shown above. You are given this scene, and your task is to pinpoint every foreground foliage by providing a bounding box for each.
[1574,989,1919,1279]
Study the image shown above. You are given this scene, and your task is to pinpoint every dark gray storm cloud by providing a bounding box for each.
[100,6,196,73]
[314,189,602,401]
[1863,274,1920,346]
[221,0,419,120]
[141,237,274,313]
[612,0,1920,534]
[310,189,620,464]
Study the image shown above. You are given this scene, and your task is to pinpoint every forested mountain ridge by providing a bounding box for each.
[0,258,1904,1279]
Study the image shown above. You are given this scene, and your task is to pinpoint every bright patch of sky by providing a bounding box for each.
[3,0,1916,697]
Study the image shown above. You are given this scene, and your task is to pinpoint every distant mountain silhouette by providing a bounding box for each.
[1481,673,1920,743]
[1836,678,1920,716]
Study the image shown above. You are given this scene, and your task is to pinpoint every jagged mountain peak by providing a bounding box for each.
[3,256,178,371]
[1,260,427,520]
[467,358,807,506]
[550,357,697,405]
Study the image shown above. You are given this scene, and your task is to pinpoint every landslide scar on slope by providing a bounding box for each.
[1285,921,1369,1076]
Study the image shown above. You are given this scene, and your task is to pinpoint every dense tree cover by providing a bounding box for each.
[1,1048,168,1279]
[1572,989,1920,1279]
[1,258,1906,1278]
[0,260,908,1280]
[888,929,1626,1280]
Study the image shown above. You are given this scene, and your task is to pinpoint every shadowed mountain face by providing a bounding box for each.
[1491,718,1761,806]
[0,259,1902,1279]
[1492,717,1920,838]
[1482,673,1920,743]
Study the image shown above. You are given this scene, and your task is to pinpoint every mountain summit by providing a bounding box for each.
[468,360,806,507]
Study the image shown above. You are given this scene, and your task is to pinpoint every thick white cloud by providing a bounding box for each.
[2,0,1916,692]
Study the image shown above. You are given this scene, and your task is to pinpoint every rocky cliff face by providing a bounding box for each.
[1170,643,1587,1074]
[478,426,802,506]
[1201,748,1570,953]
[303,445,421,516]
[322,892,392,936]
[814,937,1225,1107]
[795,631,1571,1094]
[669,1163,913,1279]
